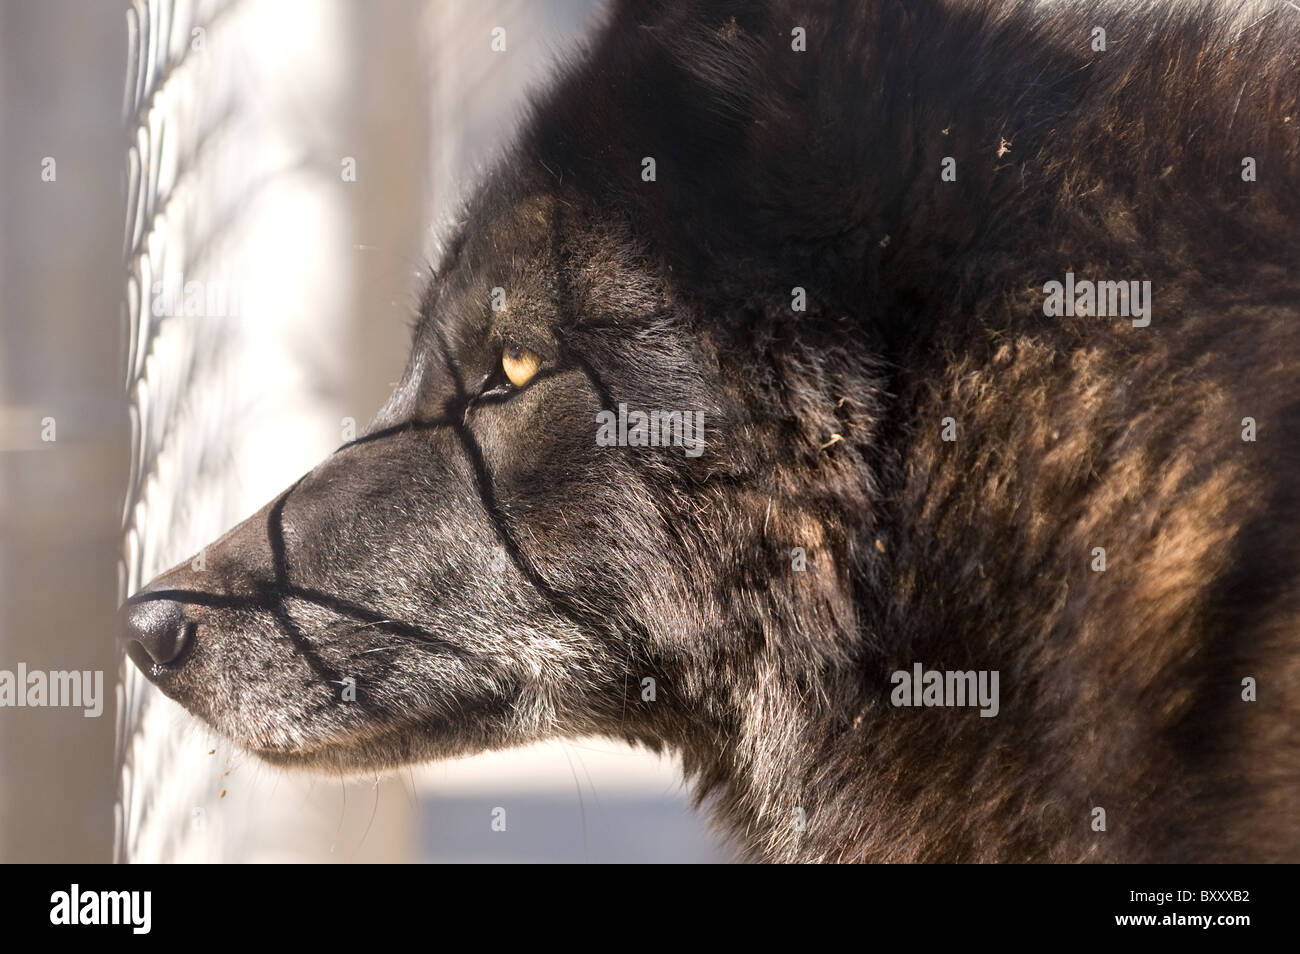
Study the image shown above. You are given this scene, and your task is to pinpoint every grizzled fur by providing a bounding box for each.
[123,0,1300,862]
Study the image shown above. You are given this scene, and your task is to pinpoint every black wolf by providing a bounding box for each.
[120,0,1300,862]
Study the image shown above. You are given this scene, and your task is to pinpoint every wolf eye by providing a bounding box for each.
[501,344,540,387]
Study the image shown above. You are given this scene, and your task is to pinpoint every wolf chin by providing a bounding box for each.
[119,0,1300,862]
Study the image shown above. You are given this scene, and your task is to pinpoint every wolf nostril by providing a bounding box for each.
[119,598,194,668]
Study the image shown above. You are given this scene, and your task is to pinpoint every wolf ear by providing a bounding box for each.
[605,0,771,58]
[605,0,768,128]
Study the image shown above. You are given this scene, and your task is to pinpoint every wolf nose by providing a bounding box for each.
[119,598,194,669]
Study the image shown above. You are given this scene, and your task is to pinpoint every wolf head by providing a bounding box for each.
[120,0,1300,863]
[120,1,879,798]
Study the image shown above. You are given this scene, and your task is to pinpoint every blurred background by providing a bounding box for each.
[0,0,729,863]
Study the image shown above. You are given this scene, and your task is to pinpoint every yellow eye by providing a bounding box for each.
[502,344,540,387]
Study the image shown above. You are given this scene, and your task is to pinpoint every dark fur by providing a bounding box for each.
[123,0,1300,862]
